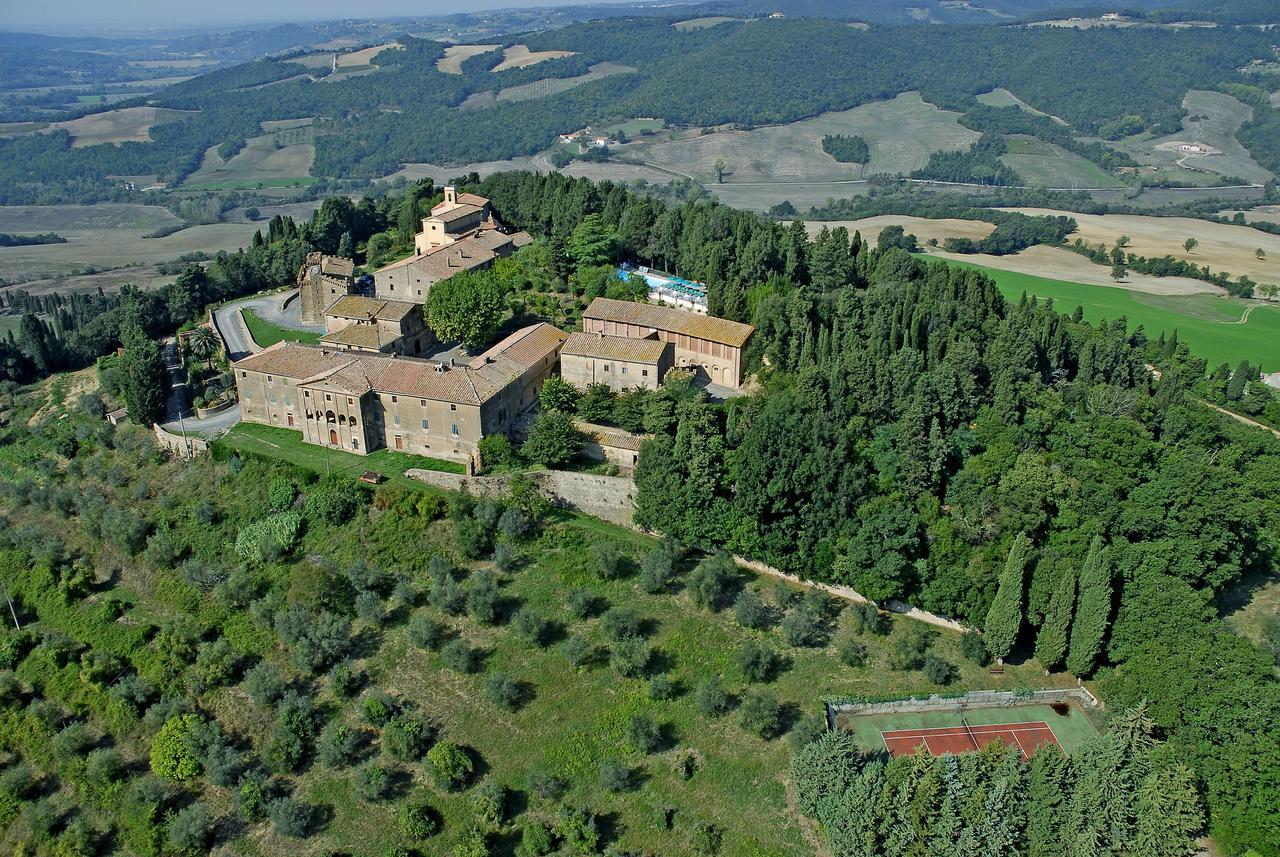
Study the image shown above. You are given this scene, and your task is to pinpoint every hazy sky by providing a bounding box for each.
[2,0,618,34]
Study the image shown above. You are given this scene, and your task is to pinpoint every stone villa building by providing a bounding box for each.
[234,322,566,463]
[298,253,356,325]
[373,187,531,303]
[560,331,673,393]
[581,297,754,389]
[318,296,432,356]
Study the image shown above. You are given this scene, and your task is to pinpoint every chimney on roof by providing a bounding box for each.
[435,361,447,373]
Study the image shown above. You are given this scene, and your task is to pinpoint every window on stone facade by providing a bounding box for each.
[450,404,456,411]
[621,366,627,375]
[391,396,398,404]
[269,393,277,403]
[422,419,429,430]
[393,415,400,426]
[641,369,648,377]
[304,390,310,398]
[267,375,273,382]
[326,394,332,401]
[420,399,427,407]
[348,398,353,405]
[451,424,458,436]
[604,364,610,372]
[240,371,247,378]
[351,416,358,427]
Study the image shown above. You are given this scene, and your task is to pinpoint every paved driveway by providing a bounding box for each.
[157,338,243,439]
[212,290,325,361]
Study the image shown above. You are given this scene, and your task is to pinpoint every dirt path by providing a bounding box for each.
[1200,400,1280,439]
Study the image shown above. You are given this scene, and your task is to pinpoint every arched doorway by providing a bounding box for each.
[329,429,338,445]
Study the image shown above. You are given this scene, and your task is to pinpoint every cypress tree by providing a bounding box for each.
[1034,566,1076,670]
[1067,537,1112,677]
[984,533,1031,661]
[119,321,168,426]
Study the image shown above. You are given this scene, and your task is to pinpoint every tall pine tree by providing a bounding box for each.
[1034,566,1076,669]
[984,533,1031,661]
[1067,537,1112,677]
[1133,766,1204,857]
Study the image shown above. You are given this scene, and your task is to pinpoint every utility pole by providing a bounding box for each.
[2,582,20,631]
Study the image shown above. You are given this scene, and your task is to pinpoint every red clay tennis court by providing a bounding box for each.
[882,720,1059,760]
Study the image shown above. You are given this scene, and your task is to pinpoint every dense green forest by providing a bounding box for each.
[0,17,1272,202]
[476,171,1280,855]
[821,135,870,165]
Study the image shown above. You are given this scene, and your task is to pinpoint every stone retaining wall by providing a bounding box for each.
[826,687,1101,729]
[153,424,210,460]
[195,398,235,420]
[406,468,638,527]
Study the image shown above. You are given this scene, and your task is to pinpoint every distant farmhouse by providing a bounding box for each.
[298,253,357,325]
[582,297,753,389]
[234,322,565,463]
[318,296,432,356]
[373,187,532,303]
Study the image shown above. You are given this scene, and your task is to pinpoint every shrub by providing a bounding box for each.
[243,661,288,707]
[268,797,314,837]
[923,655,959,685]
[648,674,676,700]
[887,625,936,671]
[234,511,304,562]
[453,825,491,857]
[692,821,724,855]
[398,793,439,840]
[838,636,868,668]
[362,690,396,726]
[592,541,624,580]
[562,635,592,669]
[628,712,662,753]
[355,590,385,624]
[553,805,599,854]
[484,672,524,711]
[168,802,213,852]
[733,590,770,630]
[599,758,631,792]
[86,748,124,793]
[739,691,783,739]
[329,660,361,698]
[686,553,736,611]
[848,602,888,635]
[150,714,202,781]
[780,606,825,648]
[566,588,601,620]
[493,541,519,572]
[498,506,528,541]
[788,714,828,751]
[318,720,365,767]
[466,572,501,625]
[601,607,644,641]
[526,768,567,801]
[408,612,450,650]
[517,821,554,856]
[737,640,783,683]
[511,607,552,646]
[960,631,992,666]
[382,714,432,761]
[236,779,268,823]
[268,477,297,512]
[441,639,480,674]
[696,676,730,716]
[639,537,680,594]
[304,478,363,525]
[610,635,652,678]
[52,721,94,762]
[427,741,473,791]
[430,577,467,615]
[471,780,506,830]
[353,760,394,801]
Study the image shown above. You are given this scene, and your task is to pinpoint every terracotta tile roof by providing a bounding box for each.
[475,322,567,369]
[325,296,418,322]
[458,192,489,207]
[320,256,354,278]
[234,323,564,407]
[319,325,387,350]
[575,420,649,451]
[436,203,483,224]
[583,298,754,347]
[373,230,527,282]
[562,331,667,363]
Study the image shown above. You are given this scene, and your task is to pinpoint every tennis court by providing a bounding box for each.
[835,702,1098,757]
[882,720,1058,760]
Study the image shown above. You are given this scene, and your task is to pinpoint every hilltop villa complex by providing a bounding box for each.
[372,187,532,302]
[234,323,565,464]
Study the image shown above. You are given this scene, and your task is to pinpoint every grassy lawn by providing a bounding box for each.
[929,257,1280,370]
[214,422,465,481]
[270,518,1076,857]
[241,308,323,347]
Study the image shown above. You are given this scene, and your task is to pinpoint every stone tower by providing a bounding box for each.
[297,252,356,325]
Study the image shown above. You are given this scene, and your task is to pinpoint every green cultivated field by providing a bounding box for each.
[1001,136,1124,188]
[241,308,322,347]
[931,258,1280,370]
[837,702,1099,756]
